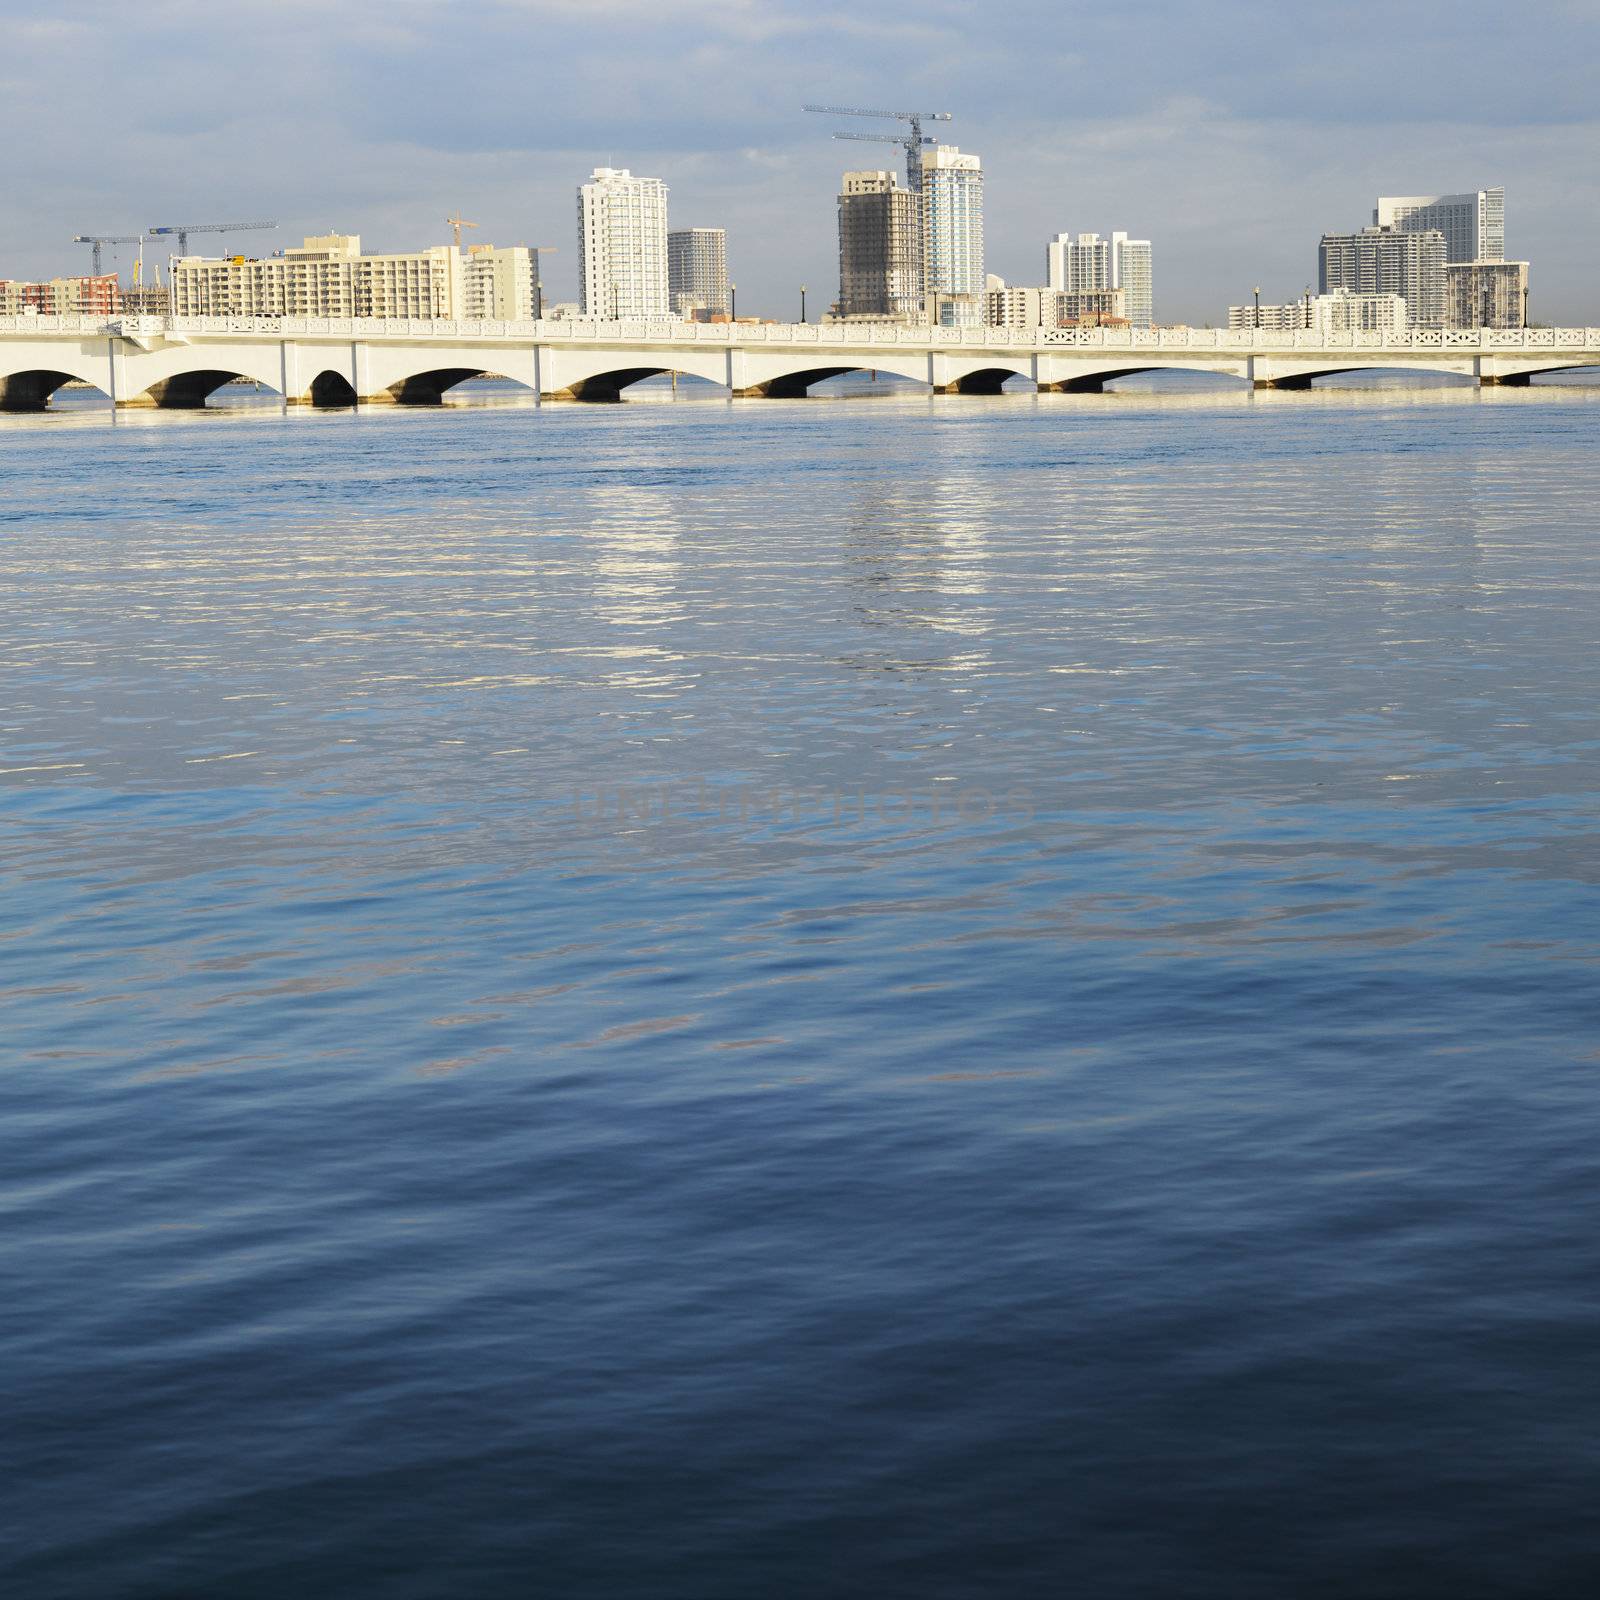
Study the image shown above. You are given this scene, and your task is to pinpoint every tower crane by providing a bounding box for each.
[447,213,480,252]
[146,221,277,258]
[802,104,952,199]
[72,233,144,277]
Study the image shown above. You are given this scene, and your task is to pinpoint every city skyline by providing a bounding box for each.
[1,2,1595,324]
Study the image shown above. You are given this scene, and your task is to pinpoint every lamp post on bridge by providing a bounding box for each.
[1253,286,1261,330]
[531,245,557,321]
[800,285,807,324]
[730,283,738,322]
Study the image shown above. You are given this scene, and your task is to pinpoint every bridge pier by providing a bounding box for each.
[1475,357,1533,387]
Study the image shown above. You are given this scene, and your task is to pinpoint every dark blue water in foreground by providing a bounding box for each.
[4,381,1600,1597]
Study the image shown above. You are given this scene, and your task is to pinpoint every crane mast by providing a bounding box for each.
[72,233,143,277]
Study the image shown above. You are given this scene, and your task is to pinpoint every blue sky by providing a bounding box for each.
[3,0,1597,321]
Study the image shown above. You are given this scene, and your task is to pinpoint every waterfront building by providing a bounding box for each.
[170,235,459,318]
[1227,289,1408,334]
[1445,260,1529,329]
[0,274,121,316]
[577,167,669,320]
[922,145,985,326]
[1059,288,1128,326]
[460,244,535,320]
[986,285,1055,328]
[1319,226,1445,328]
[1376,188,1504,265]
[1046,231,1153,327]
[835,170,923,322]
[985,285,1127,329]
[667,228,728,317]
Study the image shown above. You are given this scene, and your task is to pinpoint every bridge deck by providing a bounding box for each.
[2,316,1596,409]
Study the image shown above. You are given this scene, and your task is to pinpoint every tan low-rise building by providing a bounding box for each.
[0,274,121,316]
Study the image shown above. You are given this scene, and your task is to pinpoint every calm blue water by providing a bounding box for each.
[4,381,1600,1598]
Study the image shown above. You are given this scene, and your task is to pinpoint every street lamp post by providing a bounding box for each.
[531,245,557,320]
[1253,285,1261,330]
[730,283,737,322]
[800,285,807,324]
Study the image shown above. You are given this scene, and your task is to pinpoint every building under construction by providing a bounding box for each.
[833,170,922,322]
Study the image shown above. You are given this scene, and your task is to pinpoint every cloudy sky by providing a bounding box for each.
[3,0,1597,322]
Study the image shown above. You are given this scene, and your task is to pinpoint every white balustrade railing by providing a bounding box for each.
[2,312,1598,354]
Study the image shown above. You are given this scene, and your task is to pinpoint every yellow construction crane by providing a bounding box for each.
[447,213,480,252]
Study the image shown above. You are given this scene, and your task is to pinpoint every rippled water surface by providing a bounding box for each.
[4,384,1600,1598]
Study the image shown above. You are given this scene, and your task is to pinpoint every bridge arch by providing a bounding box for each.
[537,346,729,401]
[306,369,358,407]
[1479,358,1600,386]
[734,350,937,397]
[1043,361,1250,393]
[939,363,1035,395]
[117,344,285,408]
[0,368,112,410]
[379,366,540,405]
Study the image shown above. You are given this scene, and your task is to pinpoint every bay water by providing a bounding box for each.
[4,380,1599,1596]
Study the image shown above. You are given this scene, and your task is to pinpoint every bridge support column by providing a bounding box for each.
[1476,357,1530,387]
[1247,356,1313,390]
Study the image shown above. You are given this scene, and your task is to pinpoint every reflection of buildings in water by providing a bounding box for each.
[588,484,684,628]
[582,485,698,695]
[839,469,997,667]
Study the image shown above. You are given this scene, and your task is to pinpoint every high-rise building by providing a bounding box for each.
[1227,290,1408,334]
[1112,235,1154,329]
[460,244,535,319]
[667,228,728,317]
[577,167,669,320]
[1445,260,1529,329]
[171,235,459,318]
[922,145,984,326]
[1319,226,1446,328]
[835,170,922,322]
[1046,231,1154,327]
[1375,188,1504,265]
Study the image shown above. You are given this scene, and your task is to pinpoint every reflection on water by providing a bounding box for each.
[4,390,1600,1598]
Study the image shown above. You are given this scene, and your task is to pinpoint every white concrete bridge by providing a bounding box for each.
[1,314,1598,409]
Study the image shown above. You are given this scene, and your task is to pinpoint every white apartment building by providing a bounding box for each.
[986,285,1127,329]
[460,244,535,319]
[1227,290,1408,334]
[923,145,985,326]
[1375,188,1504,264]
[1046,231,1154,327]
[578,167,669,320]
[667,227,728,316]
[170,234,459,319]
[1319,226,1445,327]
